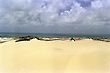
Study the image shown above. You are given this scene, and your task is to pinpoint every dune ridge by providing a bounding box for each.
[0,37,110,73]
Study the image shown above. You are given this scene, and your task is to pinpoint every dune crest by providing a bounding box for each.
[0,38,110,73]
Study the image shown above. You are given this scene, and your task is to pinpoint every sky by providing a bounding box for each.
[0,0,110,34]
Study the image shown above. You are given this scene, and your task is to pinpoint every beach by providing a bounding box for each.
[0,38,110,73]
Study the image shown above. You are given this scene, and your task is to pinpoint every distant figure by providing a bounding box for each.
[70,37,75,41]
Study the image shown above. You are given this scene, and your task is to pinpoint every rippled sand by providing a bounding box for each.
[0,39,110,73]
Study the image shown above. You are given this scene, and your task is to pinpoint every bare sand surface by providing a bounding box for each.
[0,39,110,73]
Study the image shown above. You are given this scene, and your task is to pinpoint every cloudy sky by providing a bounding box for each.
[0,0,110,34]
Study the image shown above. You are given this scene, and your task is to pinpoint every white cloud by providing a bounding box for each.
[101,0,110,7]
[0,0,110,34]
[91,0,103,8]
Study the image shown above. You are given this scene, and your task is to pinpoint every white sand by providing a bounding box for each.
[0,39,110,73]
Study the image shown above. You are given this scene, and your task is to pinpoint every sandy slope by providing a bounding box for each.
[0,39,110,73]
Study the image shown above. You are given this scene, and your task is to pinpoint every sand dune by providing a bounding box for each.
[0,39,110,73]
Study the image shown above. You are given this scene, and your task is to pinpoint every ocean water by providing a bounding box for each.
[0,32,110,38]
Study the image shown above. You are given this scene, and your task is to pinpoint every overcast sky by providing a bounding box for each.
[0,0,110,34]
